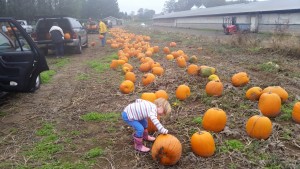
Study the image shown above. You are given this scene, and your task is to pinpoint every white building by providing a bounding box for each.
[153,0,300,34]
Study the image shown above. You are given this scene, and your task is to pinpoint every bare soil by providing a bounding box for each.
[1,25,300,169]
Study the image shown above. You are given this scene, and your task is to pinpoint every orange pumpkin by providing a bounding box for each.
[166,54,174,60]
[292,102,300,123]
[152,67,164,76]
[175,85,190,101]
[155,90,169,100]
[110,60,119,69]
[153,46,159,53]
[122,63,133,72]
[142,73,155,86]
[246,115,272,140]
[125,72,136,83]
[141,92,157,103]
[122,66,130,74]
[151,62,161,68]
[262,86,288,102]
[190,131,215,157]
[91,42,96,46]
[169,42,177,47]
[163,47,170,54]
[205,80,223,97]
[147,116,160,133]
[139,62,151,72]
[231,72,250,87]
[119,80,134,94]
[258,92,281,117]
[117,59,126,65]
[202,108,227,132]
[176,56,187,68]
[151,134,182,166]
[187,64,199,75]
[64,33,71,40]
[246,87,263,101]
[99,34,104,39]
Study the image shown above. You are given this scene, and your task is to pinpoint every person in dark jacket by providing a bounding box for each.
[49,22,64,58]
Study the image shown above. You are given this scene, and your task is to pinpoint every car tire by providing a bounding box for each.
[29,74,41,93]
[75,39,82,54]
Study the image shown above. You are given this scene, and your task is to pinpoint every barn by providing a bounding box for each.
[153,0,300,34]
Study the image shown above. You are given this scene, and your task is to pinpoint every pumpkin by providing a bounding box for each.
[155,90,169,100]
[151,62,161,68]
[141,92,157,103]
[125,72,136,83]
[153,46,159,53]
[122,66,130,74]
[258,92,281,117]
[231,72,250,87]
[188,55,198,63]
[64,33,71,40]
[117,59,126,65]
[91,42,96,46]
[152,67,164,76]
[171,51,180,58]
[246,87,263,101]
[262,86,288,102]
[147,116,160,133]
[292,102,300,123]
[119,80,134,94]
[139,62,151,72]
[208,74,220,81]
[166,54,174,60]
[187,64,199,75]
[99,34,104,39]
[246,115,272,140]
[145,50,153,57]
[190,131,215,157]
[175,85,190,101]
[169,42,177,47]
[142,73,155,86]
[176,56,187,68]
[200,66,216,77]
[163,47,170,54]
[151,134,182,166]
[110,60,119,69]
[205,80,223,97]
[202,108,227,132]
[123,63,133,72]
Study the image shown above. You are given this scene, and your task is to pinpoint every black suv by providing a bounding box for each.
[0,17,49,93]
[32,17,88,55]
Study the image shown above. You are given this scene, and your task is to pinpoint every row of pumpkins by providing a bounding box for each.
[106,28,300,165]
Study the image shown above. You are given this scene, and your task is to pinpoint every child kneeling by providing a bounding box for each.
[122,98,171,152]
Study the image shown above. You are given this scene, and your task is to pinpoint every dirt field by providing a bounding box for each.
[1,25,300,169]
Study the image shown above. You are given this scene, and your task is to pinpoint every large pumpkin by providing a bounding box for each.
[125,72,136,83]
[176,56,187,68]
[187,64,199,75]
[205,80,223,97]
[142,73,155,86]
[163,47,170,54]
[139,62,151,72]
[64,33,71,40]
[119,80,134,94]
[262,86,288,102]
[175,85,190,101]
[110,60,119,69]
[151,134,182,165]
[141,92,157,103]
[155,90,169,100]
[231,72,250,87]
[190,131,215,157]
[258,92,281,117]
[292,102,300,123]
[246,87,263,101]
[152,67,164,76]
[246,115,272,140]
[202,108,227,132]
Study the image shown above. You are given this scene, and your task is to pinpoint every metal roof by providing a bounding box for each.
[154,0,300,19]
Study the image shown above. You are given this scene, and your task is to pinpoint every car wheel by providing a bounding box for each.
[29,74,41,92]
[75,39,82,54]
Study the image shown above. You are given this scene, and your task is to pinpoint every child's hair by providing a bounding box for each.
[154,98,171,116]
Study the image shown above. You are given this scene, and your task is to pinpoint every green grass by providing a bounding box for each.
[192,117,202,125]
[279,102,294,121]
[87,53,118,73]
[36,123,54,136]
[41,70,56,83]
[76,73,90,81]
[84,147,104,159]
[219,139,244,153]
[55,58,70,68]
[80,112,120,122]
[259,62,280,72]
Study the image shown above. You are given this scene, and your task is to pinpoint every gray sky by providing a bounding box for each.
[118,0,168,14]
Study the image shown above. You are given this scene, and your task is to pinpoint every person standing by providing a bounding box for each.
[49,22,64,58]
[98,19,107,47]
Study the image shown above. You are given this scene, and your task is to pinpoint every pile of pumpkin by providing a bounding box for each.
[106,28,300,166]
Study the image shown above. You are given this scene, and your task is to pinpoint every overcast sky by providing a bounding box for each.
[118,0,168,14]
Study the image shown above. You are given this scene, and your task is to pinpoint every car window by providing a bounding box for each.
[70,18,82,28]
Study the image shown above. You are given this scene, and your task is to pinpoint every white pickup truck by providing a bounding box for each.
[17,20,33,33]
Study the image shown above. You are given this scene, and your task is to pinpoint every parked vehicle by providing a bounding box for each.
[86,21,98,34]
[17,20,33,34]
[222,16,250,35]
[0,17,49,93]
[31,16,88,55]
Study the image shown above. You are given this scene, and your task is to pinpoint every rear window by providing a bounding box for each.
[69,19,82,28]
[36,19,71,33]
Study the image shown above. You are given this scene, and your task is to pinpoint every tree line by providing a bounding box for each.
[0,0,120,22]
[163,0,258,13]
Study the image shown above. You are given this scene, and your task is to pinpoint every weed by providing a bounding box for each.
[84,147,104,159]
[219,139,244,153]
[36,123,54,136]
[55,58,70,68]
[40,70,56,84]
[259,62,280,72]
[87,60,110,73]
[192,117,202,125]
[279,102,294,121]
[80,112,120,122]
[71,130,81,136]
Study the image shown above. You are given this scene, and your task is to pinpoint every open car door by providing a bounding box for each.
[0,18,49,92]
